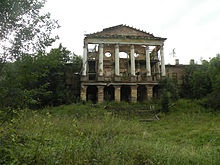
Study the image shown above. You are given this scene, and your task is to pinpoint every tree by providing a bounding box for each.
[190,60,212,99]
[0,45,82,109]
[0,0,59,61]
[205,54,220,110]
[180,63,198,98]
[180,61,211,99]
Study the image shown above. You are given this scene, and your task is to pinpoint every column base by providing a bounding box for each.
[130,75,136,82]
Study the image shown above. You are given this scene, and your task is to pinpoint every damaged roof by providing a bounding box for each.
[85,24,166,40]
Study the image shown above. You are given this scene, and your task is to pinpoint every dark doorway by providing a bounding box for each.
[121,85,131,102]
[86,86,98,103]
[137,85,147,102]
[153,85,160,99]
[104,85,115,102]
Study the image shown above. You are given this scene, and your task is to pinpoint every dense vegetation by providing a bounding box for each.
[179,54,220,110]
[0,44,82,109]
[1,100,219,164]
[0,1,220,164]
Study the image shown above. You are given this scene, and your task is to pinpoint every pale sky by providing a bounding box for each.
[44,0,220,64]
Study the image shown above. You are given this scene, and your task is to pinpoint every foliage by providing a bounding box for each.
[208,54,220,91]
[181,61,212,99]
[0,0,59,60]
[0,103,220,164]
[0,45,82,109]
[180,54,220,110]
[180,64,194,98]
[202,54,220,110]
[159,78,179,112]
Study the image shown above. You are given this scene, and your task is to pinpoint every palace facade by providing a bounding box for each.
[80,25,167,103]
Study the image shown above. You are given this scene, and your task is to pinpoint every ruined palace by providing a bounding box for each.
[80,25,167,103]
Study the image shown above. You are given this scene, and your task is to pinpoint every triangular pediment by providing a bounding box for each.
[86,25,155,38]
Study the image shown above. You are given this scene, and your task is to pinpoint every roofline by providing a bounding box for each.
[85,24,166,40]
[85,35,167,41]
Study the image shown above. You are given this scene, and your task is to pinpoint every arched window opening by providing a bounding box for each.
[119,52,129,59]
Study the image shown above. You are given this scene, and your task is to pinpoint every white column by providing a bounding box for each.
[160,45,166,77]
[82,44,88,76]
[145,46,151,76]
[99,44,104,76]
[130,45,135,76]
[115,44,120,76]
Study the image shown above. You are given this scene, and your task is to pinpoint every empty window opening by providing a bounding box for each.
[88,44,98,52]
[119,52,129,59]
[134,53,139,57]
[105,52,112,57]
[88,61,96,80]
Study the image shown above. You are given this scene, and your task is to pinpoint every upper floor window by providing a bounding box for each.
[105,52,112,57]
[119,52,128,58]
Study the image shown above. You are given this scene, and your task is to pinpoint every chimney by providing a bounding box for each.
[190,59,195,65]
[175,59,179,65]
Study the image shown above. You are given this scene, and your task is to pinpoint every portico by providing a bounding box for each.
[81,25,166,103]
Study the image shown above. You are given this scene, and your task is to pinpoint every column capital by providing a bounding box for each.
[99,43,104,48]
[115,44,119,48]
[131,44,134,49]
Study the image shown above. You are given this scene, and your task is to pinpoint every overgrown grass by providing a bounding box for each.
[0,100,220,164]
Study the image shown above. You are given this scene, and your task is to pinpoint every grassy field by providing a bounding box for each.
[0,100,220,164]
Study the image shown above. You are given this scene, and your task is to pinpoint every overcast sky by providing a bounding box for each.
[44,0,220,64]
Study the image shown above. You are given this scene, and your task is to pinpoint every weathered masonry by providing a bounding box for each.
[81,25,167,103]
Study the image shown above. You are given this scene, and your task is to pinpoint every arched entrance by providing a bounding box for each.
[137,85,147,102]
[121,85,131,102]
[104,85,115,101]
[86,86,98,103]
